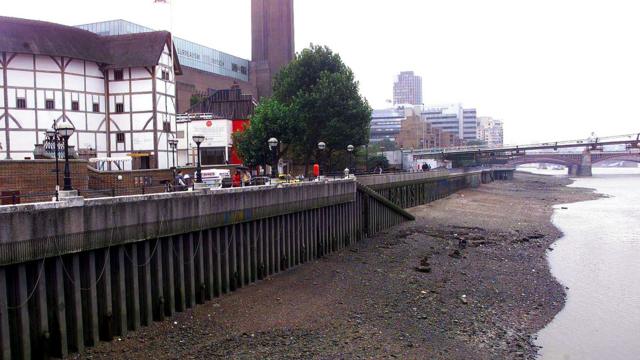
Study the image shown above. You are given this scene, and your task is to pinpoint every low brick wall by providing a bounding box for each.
[0,159,239,203]
[87,165,238,196]
[0,159,89,204]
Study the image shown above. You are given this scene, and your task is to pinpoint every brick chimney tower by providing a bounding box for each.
[251,0,295,100]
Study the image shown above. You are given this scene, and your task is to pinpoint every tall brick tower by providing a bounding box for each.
[251,0,295,99]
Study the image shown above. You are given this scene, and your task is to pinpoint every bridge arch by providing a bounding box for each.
[507,157,576,167]
[591,153,640,165]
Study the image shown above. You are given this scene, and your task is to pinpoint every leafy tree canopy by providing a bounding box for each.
[236,45,372,175]
[232,98,297,167]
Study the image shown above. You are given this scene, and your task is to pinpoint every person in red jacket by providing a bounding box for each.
[232,171,242,187]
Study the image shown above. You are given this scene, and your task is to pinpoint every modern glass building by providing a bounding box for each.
[76,19,250,82]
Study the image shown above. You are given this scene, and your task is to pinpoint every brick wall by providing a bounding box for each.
[0,160,239,204]
[87,165,238,196]
[0,160,89,204]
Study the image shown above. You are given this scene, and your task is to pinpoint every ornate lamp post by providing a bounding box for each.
[268,137,279,178]
[57,121,75,191]
[317,141,326,175]
[347,144,354,173]
[192,135,205,183]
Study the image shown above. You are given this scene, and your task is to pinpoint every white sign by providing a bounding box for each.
[190,119,231,147]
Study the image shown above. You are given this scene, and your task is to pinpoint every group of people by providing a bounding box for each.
[231,169,251,187]
[173,170,191,191]
[169,168,251,191]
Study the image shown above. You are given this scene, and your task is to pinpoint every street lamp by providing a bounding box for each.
[347,144,354,173]
[192,135,205,183]
[168,139,178,188]
[57,121,75,191]
[317,141,326,175]
[400,146,404,171]
[268,137,279,178]
[168,139,178,168]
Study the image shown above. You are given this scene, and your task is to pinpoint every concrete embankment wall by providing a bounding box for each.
[0,169,511,359]
[358,169,505,209]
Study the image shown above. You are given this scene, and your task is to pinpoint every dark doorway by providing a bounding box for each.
[201,147,226,165]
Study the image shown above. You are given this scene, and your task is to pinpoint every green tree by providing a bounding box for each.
[273,45,372,175]
[366,154,389,171]
[190,93,206,106]
[232,98,298,170]
[234,45,371,175]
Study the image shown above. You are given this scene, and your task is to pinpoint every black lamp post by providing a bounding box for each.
[57,121,75,191]
[192,135,204,183]
[400,146,404,171]
[268,137,279,178]
[168,139,178,187]
[168,139,178,168]
[317,141,326,175]
[364,144,369,173]
[347,144,354,173]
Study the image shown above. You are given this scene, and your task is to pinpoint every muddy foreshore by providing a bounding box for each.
[77,172,599,359]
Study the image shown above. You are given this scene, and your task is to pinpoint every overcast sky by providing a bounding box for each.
[3,0,640,144]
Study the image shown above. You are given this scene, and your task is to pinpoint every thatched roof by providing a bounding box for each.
[0,16,181,74]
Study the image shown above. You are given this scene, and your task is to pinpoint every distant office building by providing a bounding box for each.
[462,108,477,141]
[393,71,422,105]
[370,105,462,149]
[369,108,405,143]
[396,109,461,149]
[477,117,504,146]
[421,104,477,142]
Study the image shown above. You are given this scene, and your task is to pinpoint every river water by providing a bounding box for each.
[521,167,640,359]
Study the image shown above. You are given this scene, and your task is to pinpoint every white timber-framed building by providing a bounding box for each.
[0,16,182,169]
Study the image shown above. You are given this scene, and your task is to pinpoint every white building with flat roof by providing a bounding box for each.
[421,103,477,142]
[477,117,504,146]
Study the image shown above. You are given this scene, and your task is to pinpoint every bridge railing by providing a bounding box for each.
[410,132,640,155]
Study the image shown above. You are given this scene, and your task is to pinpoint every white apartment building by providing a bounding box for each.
[0,16,181,169]
[421,103,477,142]
[476,117,504,146]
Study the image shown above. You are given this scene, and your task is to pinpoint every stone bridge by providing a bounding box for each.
[506,150,640,176]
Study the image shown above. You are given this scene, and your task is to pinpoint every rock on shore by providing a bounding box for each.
[77,172,599,359]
